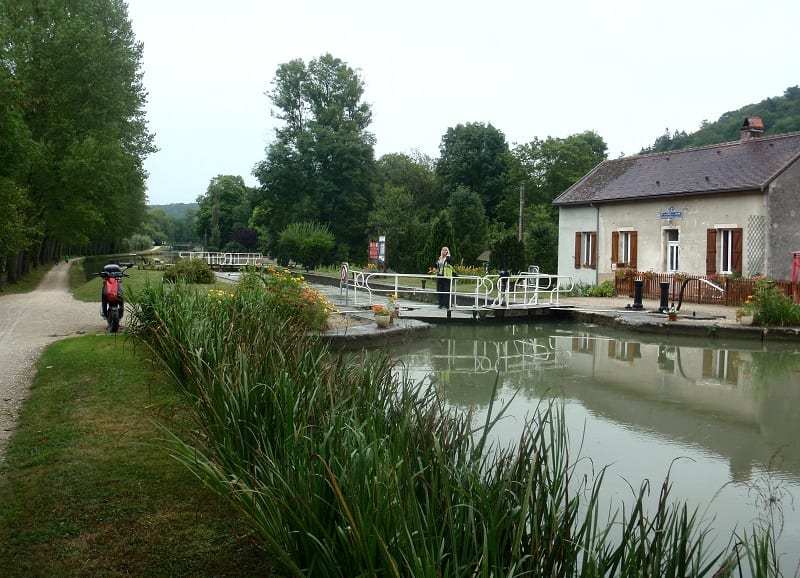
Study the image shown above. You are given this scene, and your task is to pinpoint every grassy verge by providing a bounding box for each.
[0,263,54,295]
[69,264,166,302]
[69,263,234,304]
[0,336,270,577]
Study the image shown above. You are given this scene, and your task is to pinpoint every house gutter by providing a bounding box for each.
[591,202,599,285]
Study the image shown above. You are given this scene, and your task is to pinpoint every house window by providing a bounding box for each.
[720,230,734,274]
[665,229,679,272]
[706,228,742,276]
[573,231,597,269]
[611,230,637,268]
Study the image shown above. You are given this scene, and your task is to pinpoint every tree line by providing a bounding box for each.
[641,85,800,154]
[0,0,155,286]
[151,78,800,276]
[189,53,607,275]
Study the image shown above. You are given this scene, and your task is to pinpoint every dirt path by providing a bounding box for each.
[0,263,101,460]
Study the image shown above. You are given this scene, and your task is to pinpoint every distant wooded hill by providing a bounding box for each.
[147,203,199,218]
[641,85,800,154]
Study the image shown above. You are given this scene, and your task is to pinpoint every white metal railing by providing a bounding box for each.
[346,270,573,311]
[178,251,267,266]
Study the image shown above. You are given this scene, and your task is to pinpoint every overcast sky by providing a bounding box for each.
[126,0,800,206]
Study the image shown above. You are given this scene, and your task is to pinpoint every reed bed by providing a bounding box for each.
[126,273,781,577]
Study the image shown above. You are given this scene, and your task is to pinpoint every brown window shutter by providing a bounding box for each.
[574,232,582,268]
[630,231,638,268]
[589,232,597,269]
[732,228,743,274]
[611,231,619,264]
[706,229,717,275]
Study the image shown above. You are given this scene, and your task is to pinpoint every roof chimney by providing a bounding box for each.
[740,116,764,141]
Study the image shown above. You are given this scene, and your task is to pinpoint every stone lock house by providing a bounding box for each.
[553,118,800,287]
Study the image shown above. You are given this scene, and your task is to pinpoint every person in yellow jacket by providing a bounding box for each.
[435,246,454,309]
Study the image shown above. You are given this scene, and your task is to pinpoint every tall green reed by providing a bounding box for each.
[126,273,780,577]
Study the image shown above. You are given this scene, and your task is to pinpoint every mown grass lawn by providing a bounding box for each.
[0,336,273,577]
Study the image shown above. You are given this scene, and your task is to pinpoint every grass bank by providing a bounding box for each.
[0,335,270,577]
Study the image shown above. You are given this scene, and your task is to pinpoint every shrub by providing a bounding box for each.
[162,258,215,284]
[748,278,800,326]
[248,267,332,331]
[585,280,616,297]
[278,221,335,270]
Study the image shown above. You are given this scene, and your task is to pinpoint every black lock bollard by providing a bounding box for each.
[659,282,670,313]
[631,279,644,310]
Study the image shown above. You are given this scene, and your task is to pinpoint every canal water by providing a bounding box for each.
[391,321,800,571]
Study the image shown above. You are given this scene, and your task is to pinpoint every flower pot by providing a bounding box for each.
[375,314,390,328]
[739,314,754,326]
[668,312,678,321]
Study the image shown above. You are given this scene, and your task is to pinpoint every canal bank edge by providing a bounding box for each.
[302,272,800,345]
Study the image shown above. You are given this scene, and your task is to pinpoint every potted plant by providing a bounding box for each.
[372,303,391,328]
[667,306,678,321]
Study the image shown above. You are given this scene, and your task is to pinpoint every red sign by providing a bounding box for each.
[369,242,378,260]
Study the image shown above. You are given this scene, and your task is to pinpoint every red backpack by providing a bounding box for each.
[105,278,120,302]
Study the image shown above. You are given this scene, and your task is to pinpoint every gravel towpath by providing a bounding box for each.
[0,264,101,460]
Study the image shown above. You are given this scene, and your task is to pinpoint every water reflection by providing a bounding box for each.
[394,323,800,567]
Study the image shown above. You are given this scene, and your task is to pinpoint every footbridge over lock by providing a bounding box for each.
[178,251,274,270]
[339,265,575,321]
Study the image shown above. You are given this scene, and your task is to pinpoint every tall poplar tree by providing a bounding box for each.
[1,0,155,260]
[253,53,375,261]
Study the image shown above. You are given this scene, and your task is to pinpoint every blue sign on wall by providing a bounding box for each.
[659,206,683,219]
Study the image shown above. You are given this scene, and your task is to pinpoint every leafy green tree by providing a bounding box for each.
[196,175,249,251]
[277,221,335,270]
[375,152,442,219]
[141,209,176,245]
[447,185,488,265]
[524,205,558,274]
[253,54,375,260]
[228,227,259,252]
[418,211,456,272]
[0,178,40,287]
[2,0,155,260]
[173,209,200,244]
[369,152,438,272]
[436,122,511,220]
[490,231,526,274]
[367,185,421,272]
[121,233,154,252]
[0,59,42,284]
[513,132,607,208]
[510,131,607,274]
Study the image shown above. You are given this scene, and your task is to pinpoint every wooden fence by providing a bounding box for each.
[614,273,797,307]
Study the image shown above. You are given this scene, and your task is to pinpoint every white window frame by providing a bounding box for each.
[664,228,679,272]
[619,231,633,266]
[582,233,594,267]
[719,229,734,274]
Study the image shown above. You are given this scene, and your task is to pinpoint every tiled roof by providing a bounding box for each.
[553,131,800,206]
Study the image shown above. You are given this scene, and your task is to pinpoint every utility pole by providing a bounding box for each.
[518,182,525,241]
